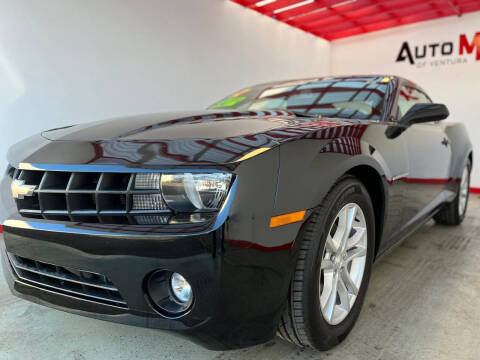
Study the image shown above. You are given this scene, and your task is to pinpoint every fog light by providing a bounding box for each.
[170,272,193,304]
[147,270,193,317]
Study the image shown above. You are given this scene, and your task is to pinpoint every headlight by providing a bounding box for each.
[133,172,232,217]
[160,173,232,212]
[133,173,169,211]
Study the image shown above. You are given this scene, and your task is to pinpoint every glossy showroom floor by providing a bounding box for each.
[1,196,479,360]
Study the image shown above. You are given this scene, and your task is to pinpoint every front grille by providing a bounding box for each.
[11,169,171,225]
[7,252,127,308]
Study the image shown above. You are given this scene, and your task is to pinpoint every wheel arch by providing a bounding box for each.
[345,165,386,259]
[443,122,473,180]
[274,140,389,259]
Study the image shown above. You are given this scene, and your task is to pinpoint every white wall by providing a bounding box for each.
[1,0,478,187]
[0,0,330,168]
[330,12,480,187]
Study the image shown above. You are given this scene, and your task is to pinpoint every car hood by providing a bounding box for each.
[41,110,302,141]
[10,110,362,168]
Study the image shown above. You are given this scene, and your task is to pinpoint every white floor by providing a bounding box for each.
[1,195,480,360]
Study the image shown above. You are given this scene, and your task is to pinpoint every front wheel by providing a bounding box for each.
[277,176,375,350]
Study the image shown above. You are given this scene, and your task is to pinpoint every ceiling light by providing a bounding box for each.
[285,0,356,20]
[331,0,356,8]
[255,0,276,7]
[286,7,328,21]
[273,0,314,14]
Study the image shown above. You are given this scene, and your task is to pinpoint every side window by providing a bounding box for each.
[396,85,432,119]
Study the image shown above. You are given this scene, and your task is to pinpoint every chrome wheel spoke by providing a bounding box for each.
[319,202,368,325]
[325,234,338,253]
[347,226,366,250]
[344,247,366,263]
[323,271,339,322]
[337,275,351,312]
[321,259,335,270]
[340,206,357,252]
[341,267,358,296]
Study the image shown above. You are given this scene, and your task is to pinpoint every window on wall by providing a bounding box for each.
[397,85,432,119]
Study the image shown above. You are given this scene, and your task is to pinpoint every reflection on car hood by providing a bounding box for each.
[9,110,368,168]
[41,110,302,141]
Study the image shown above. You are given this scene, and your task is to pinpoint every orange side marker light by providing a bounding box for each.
[270,210,306,228]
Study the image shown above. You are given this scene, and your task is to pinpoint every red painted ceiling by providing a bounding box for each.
[231,0,480,40]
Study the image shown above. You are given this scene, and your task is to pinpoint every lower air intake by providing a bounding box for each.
[7,253,127,308]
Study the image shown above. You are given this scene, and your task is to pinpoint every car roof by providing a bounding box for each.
[257,75,398,86]
[254,75,428,96]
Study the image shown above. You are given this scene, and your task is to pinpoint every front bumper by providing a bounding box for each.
[1,218,297,350]
[1,148,303,350]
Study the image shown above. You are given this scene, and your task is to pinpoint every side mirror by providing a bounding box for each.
[386,103,449,139]
[399,103,449,127]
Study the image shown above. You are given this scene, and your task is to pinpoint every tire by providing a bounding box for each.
[277,176,375,351]
[434,159,471,226]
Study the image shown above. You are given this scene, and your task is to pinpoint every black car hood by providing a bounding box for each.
[10,110,361,168]
[41,110,300,141]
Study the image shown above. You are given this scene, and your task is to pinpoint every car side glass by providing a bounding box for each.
[385,88,413,138]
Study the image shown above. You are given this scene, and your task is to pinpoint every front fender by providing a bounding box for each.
[274,138,387,214]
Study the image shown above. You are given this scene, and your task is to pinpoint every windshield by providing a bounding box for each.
[209,77,390,120]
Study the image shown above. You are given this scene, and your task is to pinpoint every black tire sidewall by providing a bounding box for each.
[302,178,375,349]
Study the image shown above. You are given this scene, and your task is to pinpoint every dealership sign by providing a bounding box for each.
[396,32,480,68]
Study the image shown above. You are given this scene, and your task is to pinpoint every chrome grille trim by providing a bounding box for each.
[7,253,127,308]
[12,169,171,225]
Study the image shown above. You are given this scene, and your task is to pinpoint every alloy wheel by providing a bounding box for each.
[319,203,368,325]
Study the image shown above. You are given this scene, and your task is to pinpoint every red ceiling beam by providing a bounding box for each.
[232,0,257,6]
[459,1,480,13]
[275,0,354,21]
[302,14,343,30]
[399,9,450,26]
[323,4,478,40]
[317,4,457,36]
[231,0,480,41]
[389,3,434,17]
[446,0,462,15]
[291,0,422,29]
[345,4,388,19]
[304,0,469,33]
[310,0,430,38]
[287,0,374,26]
[324,27,366,40]
[255,0,308,15]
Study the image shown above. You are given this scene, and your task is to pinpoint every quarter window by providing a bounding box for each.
[397,85,432,119]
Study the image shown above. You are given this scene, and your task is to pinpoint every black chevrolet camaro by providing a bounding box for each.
[0,76,473,351]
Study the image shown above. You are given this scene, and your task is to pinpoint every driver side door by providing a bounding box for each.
[396,84,452,231]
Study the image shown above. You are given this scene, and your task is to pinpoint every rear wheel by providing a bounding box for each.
[277,177,375,350]
[434,159,471,226]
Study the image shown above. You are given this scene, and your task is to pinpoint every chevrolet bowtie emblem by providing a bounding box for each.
[11,179,37,199]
